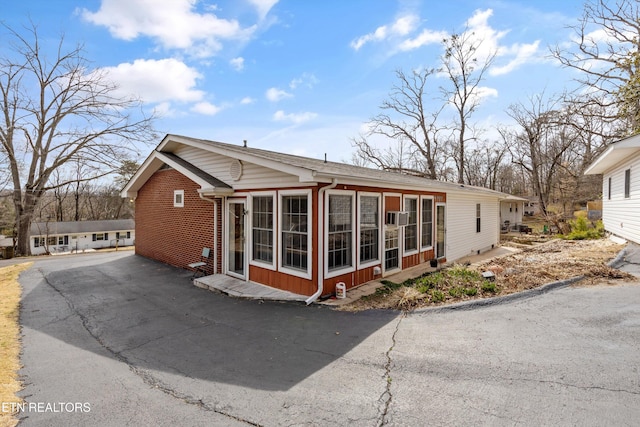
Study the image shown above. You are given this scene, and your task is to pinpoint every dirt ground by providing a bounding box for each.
[343,238,635,311]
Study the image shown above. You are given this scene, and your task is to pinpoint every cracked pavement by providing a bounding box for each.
[15,249,640,426]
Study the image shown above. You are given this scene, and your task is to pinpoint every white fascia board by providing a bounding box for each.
[160,134,315,183]
[120,153,164,199]
[585,135,640,175]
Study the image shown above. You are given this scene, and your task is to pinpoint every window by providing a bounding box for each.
[252,195,274,265]
[281,192,310,276]
[327,193,353,272]
[34,237,41,247]
[476,203,481,233]
[58,235,69,245]
[174,190,184,207]
[404,197,418,252]
[421,198,433,248]
[92,233,108,241]
[608,177,612,200]
[47,236,57,246]
[625,169,631,198]
[359,195,380,265]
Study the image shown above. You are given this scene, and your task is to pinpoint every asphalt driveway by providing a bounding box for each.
[16,250,640,426]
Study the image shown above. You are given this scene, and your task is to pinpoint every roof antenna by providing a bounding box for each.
[324,153,327,163]
[243,139,247,148]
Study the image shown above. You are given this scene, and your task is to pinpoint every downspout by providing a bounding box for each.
[199,193,219,274]
[306,178,338,305]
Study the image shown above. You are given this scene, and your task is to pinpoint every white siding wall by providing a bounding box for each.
[500,202,523,227]
[602,152,640,244]
[173,145,301,189]
[446,192,501,262]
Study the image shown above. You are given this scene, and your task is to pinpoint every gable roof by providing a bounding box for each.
[585,134,640,175]
[31,219,135,236]
[123,134,518,199]
[122,148,233,198]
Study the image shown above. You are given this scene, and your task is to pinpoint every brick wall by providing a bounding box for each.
[135,169,215,274]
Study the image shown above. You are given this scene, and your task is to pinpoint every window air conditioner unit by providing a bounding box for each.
[386,211,409,226]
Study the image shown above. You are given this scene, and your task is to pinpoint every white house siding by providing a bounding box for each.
[500,202,523,228]
[446,192,501,262]
[172,145,301,189]
[602,152,640,244]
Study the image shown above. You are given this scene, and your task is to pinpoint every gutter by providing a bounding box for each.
[305,178,338,305]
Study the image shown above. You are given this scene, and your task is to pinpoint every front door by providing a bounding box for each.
[227,199,246,279]
[436,204,446,259]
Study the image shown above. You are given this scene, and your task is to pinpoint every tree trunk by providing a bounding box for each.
[14,190,41,257]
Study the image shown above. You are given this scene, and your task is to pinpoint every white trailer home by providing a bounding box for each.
[30,219,135,255]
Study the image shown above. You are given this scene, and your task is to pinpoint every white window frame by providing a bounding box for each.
[420,196,434,250]
[249,191,277,271]
[403,195,419,256]
[357,192,382,269]
[324,189,356,278]
[278,189,312,280]
[174,189,184,207]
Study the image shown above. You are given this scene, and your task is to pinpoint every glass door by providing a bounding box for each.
[227,200,246,279]
[384,228,400,272]
[436,204,446,259]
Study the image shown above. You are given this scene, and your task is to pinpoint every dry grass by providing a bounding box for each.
[342,239,635,312]
[0,263,31,427]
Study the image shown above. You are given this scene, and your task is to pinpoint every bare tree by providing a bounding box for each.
[352,29,496,184]
[441,31,496,183]
[551,0,640,133]
[503,94,575,214]
[464,139,508,190]
[352,69,446,179]
[0,23,154,255]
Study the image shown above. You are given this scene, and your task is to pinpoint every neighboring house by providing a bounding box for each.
[585,134,640,244]
[30,219,135,255]
[523,197,539,216]
[500,196,526,231]
[122,134,520,303]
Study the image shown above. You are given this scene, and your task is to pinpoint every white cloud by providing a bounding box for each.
[240,97,255,104]
[491,41,541,76]
[152,102,176,118]
[398,29,447,51]
[475,86,499,100]
[273,110,317,124]
[230,57,245,71]
[289,73,318,89]
[247,0,278,20]
[266,87,292,102]
[80,0,254,58]
[191,102,222,116]
[350,14,419,50]
[100,58,204,103]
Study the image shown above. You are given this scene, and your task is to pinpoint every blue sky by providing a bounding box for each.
[3,0,587,164]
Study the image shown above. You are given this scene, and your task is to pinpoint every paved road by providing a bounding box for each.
[15,250,640,426]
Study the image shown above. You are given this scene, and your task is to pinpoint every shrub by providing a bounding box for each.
[431,289,445,303]
[564,217,604,240]
[481,282,498,293]
[448,287,462,298]
[463,287,478,296]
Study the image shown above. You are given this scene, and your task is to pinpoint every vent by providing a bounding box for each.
[229,159,243,181]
